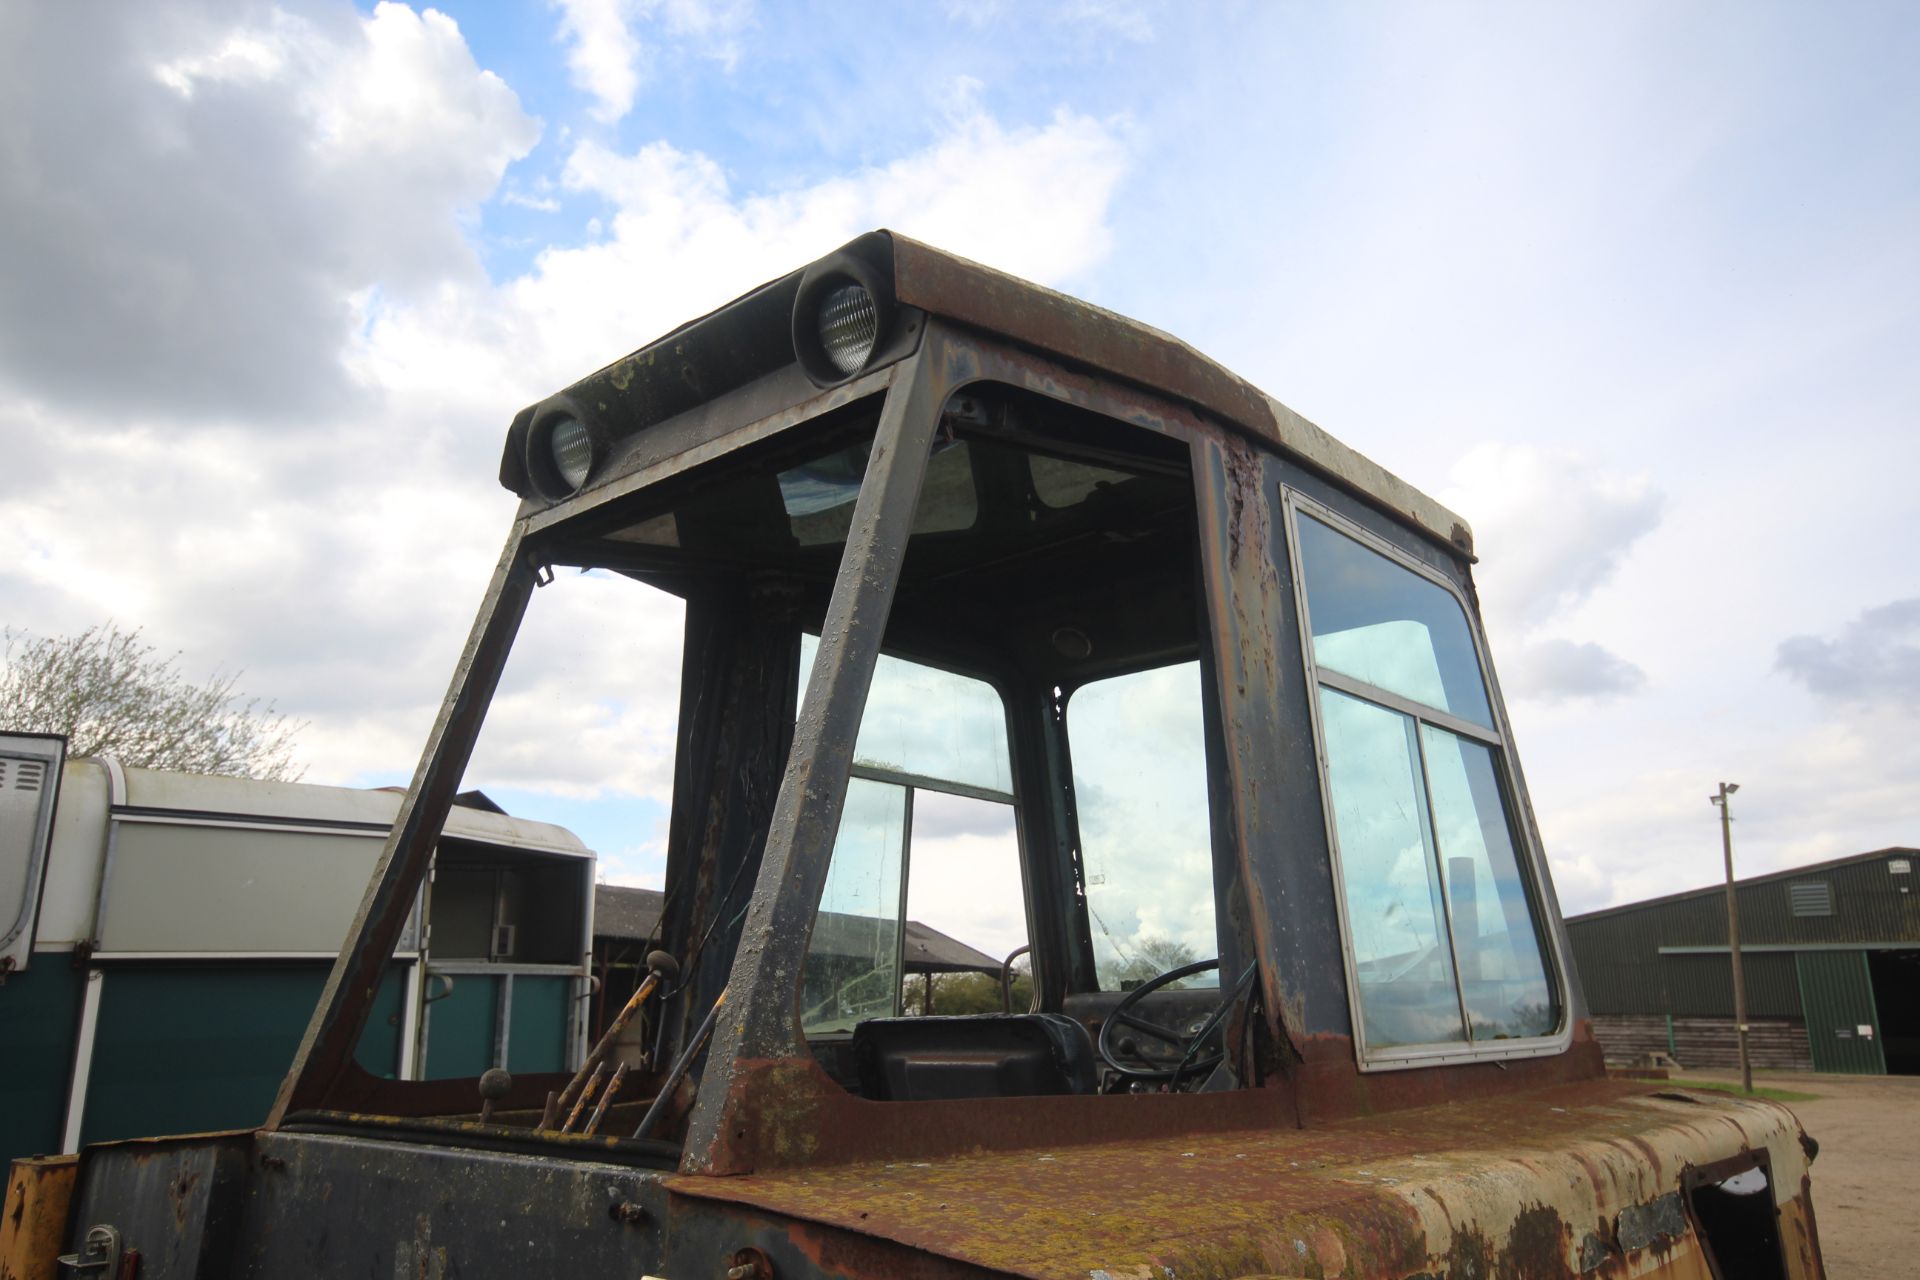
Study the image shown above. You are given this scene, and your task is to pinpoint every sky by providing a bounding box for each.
[0,0,1915,927]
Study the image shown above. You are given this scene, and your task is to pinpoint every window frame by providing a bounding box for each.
[797,635,1035,1034]
[1282,488,1573,1071]
[1058,659,1230,995]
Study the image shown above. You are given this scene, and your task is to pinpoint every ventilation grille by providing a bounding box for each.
[1788,882,1833,917]
[0,759,46,793]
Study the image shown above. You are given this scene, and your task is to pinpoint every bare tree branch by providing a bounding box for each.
[0,622,305,780]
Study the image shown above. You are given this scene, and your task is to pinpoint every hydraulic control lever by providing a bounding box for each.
[548,950,678,1128]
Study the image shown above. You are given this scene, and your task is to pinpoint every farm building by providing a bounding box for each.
[1566,846,1920,1074]
[0,734,595,1168]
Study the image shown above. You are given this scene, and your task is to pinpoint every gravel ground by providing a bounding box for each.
[1683,1068,1920,1280]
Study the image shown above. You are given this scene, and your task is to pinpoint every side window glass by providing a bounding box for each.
[1296,512,1492,727]
[903,792,1027,1014]
[802,778,907,1034]
[1320,689,1463,1047]
[1067,662,1220,991]
[1296,505,1559,1054]
[845,648,1013,795]
[1418,728,1554,1039]
[800,641,1024,1034]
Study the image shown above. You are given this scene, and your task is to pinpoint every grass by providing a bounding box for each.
[1667,1078,1821,1104]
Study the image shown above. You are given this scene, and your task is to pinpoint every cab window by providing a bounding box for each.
[799,643,1026,1035]
[1067,662,1220,991]
[1294,505,1557,1056]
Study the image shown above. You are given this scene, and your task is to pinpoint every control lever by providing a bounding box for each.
[550,951,677,1128]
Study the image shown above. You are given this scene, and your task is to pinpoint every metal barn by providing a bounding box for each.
[1566,847,1920,1074]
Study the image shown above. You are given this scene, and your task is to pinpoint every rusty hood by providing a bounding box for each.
[666,1081,1818,1279]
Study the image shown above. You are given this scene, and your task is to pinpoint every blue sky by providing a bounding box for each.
[0,1,1914,911]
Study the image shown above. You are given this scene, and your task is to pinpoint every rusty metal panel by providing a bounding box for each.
[669,1082,1814,1279]
[65,1132,253,1280]
[1,1154,75,1280]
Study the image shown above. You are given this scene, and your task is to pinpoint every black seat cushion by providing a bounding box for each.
[851,1014,1098,1101]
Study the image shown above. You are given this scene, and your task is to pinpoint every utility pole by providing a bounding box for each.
[1710,782,1752,1094]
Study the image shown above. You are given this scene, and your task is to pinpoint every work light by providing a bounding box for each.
[549,416,593,491]
[521,407,607,501]
[791,249,896,387]
[816,282,880,376]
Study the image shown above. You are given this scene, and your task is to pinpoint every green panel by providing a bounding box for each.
[506,976,571,1074]
[352,965,407,1079]
[81,967,327,1145]
[1797,950,1886,1074]
[0,959,83,1165]
[423,973,498,1078]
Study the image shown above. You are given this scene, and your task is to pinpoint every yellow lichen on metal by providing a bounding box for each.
[669,1084,1819,1279]
[1,1155,76,1280]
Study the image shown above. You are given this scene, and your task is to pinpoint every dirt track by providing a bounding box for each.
[1686,1069,1920,1280]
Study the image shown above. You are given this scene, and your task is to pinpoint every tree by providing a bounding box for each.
[904,968,1035,1016]
[0,622,304,780]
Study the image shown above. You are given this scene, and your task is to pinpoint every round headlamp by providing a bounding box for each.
[524,405,607,501]
[816,282,880,376]
[549,416,593,490]
[792,251,896,387]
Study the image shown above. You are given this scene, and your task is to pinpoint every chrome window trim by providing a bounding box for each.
[1282,488,1574,1072]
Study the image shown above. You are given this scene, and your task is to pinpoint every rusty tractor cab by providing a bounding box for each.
[23,233,1824,1279]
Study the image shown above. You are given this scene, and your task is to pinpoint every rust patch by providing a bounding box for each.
[1496,1204,1574,1279]
[171,1168,202,1229]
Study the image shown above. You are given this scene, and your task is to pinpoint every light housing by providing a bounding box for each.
[522,401,610,501]
[548,417,593,490]
[816,283,880,375]
[792,250,895,386]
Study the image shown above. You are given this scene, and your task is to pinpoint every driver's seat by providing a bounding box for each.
[851,1014,1099,1101]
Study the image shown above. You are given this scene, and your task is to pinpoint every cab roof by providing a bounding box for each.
[510,230,1474,557]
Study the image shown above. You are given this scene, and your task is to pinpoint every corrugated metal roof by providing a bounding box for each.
[1565,846,1919,924]
[592,884,1002,974]
[1567,846,1920,1019]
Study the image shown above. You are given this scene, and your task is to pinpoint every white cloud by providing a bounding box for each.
[0,1,539,426]
[550,0,754,124]
[552,0,643,123]
[1503,639,1646,704]
[1443,443,1664,633]
[1442,443,1663,705]
[352,101,1128,424]
[0,0,1134,902]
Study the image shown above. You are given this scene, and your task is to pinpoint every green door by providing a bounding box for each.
[1796,950,1885,1074]
[0,960,84,1165]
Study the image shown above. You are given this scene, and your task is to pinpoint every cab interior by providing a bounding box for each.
[540,378,1251,1109]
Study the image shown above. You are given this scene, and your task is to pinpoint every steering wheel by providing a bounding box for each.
[1096,957,1223,1084]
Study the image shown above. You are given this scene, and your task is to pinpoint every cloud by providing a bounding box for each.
[1444,443,1664,630]
[0,1,538,427]
[0,0,1133,850]
[552,0,643,122]
[1777,598,1920,708]
[1442,443,1662,704]
[1502,639,1646,704]
[550,0,754,124]
[351,100,1129,422]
